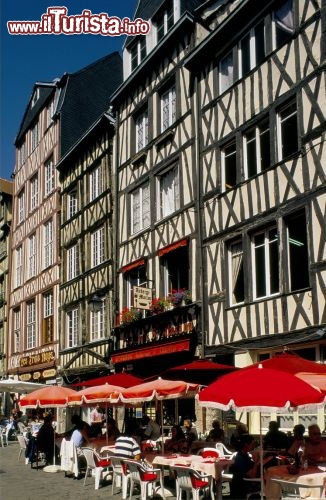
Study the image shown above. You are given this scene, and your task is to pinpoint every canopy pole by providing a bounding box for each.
[259,412,264,500]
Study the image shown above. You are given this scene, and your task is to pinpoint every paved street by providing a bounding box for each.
[0,440,177,500]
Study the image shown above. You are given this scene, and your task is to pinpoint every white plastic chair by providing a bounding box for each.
[243,477,264,499]
[124,459,165,500]
[215,442,233,457]
[109,455,131,499]
[271,478,325,500]
[17,434,28,462]
[171,464,214,500]
[81,447,111,490]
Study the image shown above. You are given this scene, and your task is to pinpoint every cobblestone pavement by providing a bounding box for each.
[0,440,177,500]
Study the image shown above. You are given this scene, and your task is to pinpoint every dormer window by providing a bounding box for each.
[131,37,147,71]
[155,0,174,42]
[31,88,39,108]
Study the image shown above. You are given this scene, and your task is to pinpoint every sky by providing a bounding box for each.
[0,0,138,180]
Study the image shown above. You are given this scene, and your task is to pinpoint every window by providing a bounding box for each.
[66,309,78,348]
[13,308,21,352]
[44,219,53,268]
[44,156,55,195]
[135,110,148,152]
[161,246,189,297]
[220,51,234,93]
[277,99,298,161]
[31,89,39,107]
[28,233,36,279]
[17,189,25,224]
[286,211,309,291]
[18,142,26,166]
[239,21,265,78]
[156,0,174,42]
[161,84,176,132]
[31,121,39,151]
[124,265,147,308]
[47,100,55,127]
[27,301,36,349]
[30,174,39,211]
[91,226,105,267]
[157,166,180,219]
[221,140,237,191]
[90,299,105,341]
[131,37,146,71]
[229,239,245,305]
[273,0,294,49]
[131,183,150,234]
[252,226,279,299]
[15,246,23,288]
[67,244,78,280]
[43,292,53,343]
[89,165,102,201]
[243,119,270,178]
[67,190,78,218]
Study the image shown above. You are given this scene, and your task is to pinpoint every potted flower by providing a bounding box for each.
[168,289,192,307]
[149,297,170,314]
[119,307,143,325]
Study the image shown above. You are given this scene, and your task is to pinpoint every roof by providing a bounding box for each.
[0,178,13,195]
[57,51,122,157]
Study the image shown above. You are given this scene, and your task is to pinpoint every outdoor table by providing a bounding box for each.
[264,464,326,499]
[146,452,233,499]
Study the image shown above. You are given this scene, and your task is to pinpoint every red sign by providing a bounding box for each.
[111,338,190,364]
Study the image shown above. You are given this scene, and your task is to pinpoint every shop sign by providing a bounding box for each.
[19,349,55,368]
[20,373,31,381]
[33,372,41,380]
[133,286,152,309]
[43,369,57,378]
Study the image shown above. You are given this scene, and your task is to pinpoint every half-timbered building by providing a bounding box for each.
[184,0,326,430]
[7,52,122,386]
[110,0,207,380]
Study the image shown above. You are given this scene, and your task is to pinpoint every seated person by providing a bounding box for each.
[36,415,59,465]
[142,415,161,441]
[90,405,105,437]
[70,415,91,449]
[230,434,273,499]
[115,418,141,460]
[183,419,198,451]
[287,424,305,457]
[304,424,326,465]
[230,422,249,451]
[106,417,120,440]
[206,419,225,443]
[263,421,289,451]
[165,425,187,453]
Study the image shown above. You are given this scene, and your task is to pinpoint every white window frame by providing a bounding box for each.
[30,174,39,211]
[136,110,148,152]
[221,140,237,191]
[91,226,105,267]
[228,239,245,305]
[31,121,39,151]
[47,100,55,128]
[161,85,176,132]
[67,245,78,280]
[243,120,270,179]
[277,99,298,161]
[156,0,174,42]
[252,226,279,300]
[44,157,55,196]
[125,266,147,308]
[131,182,150,234]
[27,301,36,349]
[90,300,105,341]
[66,309,78,348]
[15,246,23,288]
[220,51,234,93]
[14,308,21,352]
[44,219,53,268]
[130,37,147,71]
[272,0,294,50]
[238,21,265,78]
[43,292,53,344]
[67,190,78,218]
[157,166,180,219]
[18,189,25,224]
[28,233,36,279]
[89,165,102,201]
[19,142,26,166]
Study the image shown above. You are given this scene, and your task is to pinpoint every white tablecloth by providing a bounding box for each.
[265,465,326,499]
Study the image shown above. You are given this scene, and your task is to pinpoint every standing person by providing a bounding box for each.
[36,415,59,465]
[90,405,105,437]
[263,421,289,450]
[115,418,141,460]
[142,415,161,441]
[206,419,225,443]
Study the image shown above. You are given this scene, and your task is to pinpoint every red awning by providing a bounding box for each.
[157,238,188,256]
[120,258,145,274]
[111,338,190,365]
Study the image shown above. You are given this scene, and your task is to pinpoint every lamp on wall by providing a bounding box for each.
[88,292,103,313]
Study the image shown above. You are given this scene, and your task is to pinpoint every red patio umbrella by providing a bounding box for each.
[197,364,324,499]
[19,385,78,408]
[72,372,143,388]
[118,377,199,404]
[296,372,326,393]
[67,383,124,405]
[245,351,326,375]
[163,358,238,385]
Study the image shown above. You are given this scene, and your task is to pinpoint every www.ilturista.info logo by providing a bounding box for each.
[7,7,151,36]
